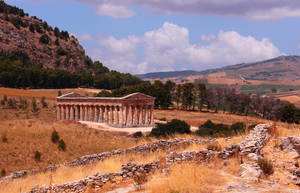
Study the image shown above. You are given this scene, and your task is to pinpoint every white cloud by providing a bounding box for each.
[95,3,135,18]
[81,22,281,74]
[76,34,93,42]
[74,0,300,20]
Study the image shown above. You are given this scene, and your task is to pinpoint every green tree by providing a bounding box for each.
[175,84,182,109]
[181,83,195,110]
[29,24,35,33]
[39,34,50,44]
[31,97,38,112]
[280,104,299,123]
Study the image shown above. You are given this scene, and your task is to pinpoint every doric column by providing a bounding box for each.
[110,106,114,125]
[106,106,109,123]
[65,105,69,120]
[94,105,98,122]
[61,105,65,120]
[145,105,149,125]
[123,106,126,126]
[116,106,120,125]
[84,105,88,121]
[80,105,83,121]
[70,105,74,120]
[126,105,131,126]
[150,105,154,125]
[131,105,135,126]
[74,105,79,121]
[57,105,61,120]
[98,106,102,122]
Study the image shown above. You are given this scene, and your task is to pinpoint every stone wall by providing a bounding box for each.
[27,124,272,193]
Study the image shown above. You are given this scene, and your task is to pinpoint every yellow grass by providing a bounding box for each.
[0,87,101,100]
[0,118,136,175]
[0,150,167,193]
[154,109,265,127]
[146,162,228,193]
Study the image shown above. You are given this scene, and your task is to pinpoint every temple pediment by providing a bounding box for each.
[57,92,86,98]
[121,92,155,100]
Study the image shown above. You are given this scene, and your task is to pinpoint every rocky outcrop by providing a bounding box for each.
[280,137,300,155]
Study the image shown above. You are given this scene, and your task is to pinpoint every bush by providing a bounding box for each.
[7,98,17,109]
[34,151,41,161]
[39,34,50,44]
[196,120,246,137]
[159,117,167,121]
[207,142,222,151]
[1,169,6,177]
[56,47,68,56]
[51,130,60,143]
[133,131,143,138]
[58,139,66,151]
[133,172,147,186]
[58,90,62,96]
[1,133,7,143]
[40,96,47,108]
[29,24,35,33]
[149,119,190,138]
[31,97,38,112]
[258,158,274,176]
[230,122,245,135]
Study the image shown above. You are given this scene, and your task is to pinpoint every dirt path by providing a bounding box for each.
[79,121,154,134]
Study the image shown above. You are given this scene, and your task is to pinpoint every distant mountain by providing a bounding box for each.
[138,55,300,83]
[136,70,199,79]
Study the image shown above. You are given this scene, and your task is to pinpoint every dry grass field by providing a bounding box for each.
[154,109,267,127]
[0,87,102,100]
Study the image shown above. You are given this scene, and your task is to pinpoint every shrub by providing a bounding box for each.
[133,172,147,186]
[230,122,245,135]
[3,95,7,102]
[1,133,7,143]
[39,34,50,44]
[31,97,38,112]
[41,96,47,108]
[29,24,35,33]
[7,98,17,109]
[56,47,68,56]
[1,169,6,177]
[133,131,143,138]
[58,139,66,151]
[258,158,274,176]
[149,119,190,138]
[196,120,246,137]
[58,90,62,96]
[207,142,222,151]
[34,151,41,161]
[55,39,60,46]
[0,99,4,106]
[159,117,167,121]
[51,130,60,143]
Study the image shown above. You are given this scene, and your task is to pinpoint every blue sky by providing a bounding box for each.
[7,0,300,74]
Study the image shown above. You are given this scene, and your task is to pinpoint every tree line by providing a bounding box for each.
[97,80,294,122]
[0,51,143,89]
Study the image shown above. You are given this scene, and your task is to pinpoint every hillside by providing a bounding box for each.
[0,1,143,89]
[136,70,199,79]
[0,1,88,72]
[139,55,300,83]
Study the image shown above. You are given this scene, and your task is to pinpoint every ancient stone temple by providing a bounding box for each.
[56,92,155,127]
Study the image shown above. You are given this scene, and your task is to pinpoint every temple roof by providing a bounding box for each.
[57,92,155,100]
